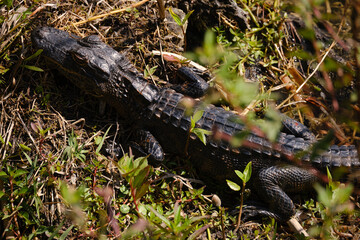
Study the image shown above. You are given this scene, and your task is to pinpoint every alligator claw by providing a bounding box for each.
[241,205,281,221]
[129,129,164,163]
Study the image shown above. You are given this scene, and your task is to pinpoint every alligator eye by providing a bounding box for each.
[79,35,102,47]
[70,52,88,66]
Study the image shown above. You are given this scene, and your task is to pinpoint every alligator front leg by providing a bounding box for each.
[129,129,164,163]
[251,165,318,220]
[170,66,209,98]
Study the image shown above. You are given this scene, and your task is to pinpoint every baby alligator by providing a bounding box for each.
[32,27,359,221]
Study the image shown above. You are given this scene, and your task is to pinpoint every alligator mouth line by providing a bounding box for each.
[42,55,84,80]
[42,56,105,98]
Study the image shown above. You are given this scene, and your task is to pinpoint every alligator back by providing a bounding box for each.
[142,88,359,183]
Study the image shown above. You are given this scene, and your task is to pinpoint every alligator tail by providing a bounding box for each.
[311,145,359,168]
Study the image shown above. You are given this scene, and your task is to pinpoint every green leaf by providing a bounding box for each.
[39,127,51,137]
[182,10,194,25]
[85,176,92,181]
[314,183,331,207]
[120,204,130,214]
[2,0,13,8]
[23,65,44,72]
[188,186,205,197]
[48,221,64,240]
[144,65,158,78]
[13,169,28,179]
[95,126,111,154]
[256,108,282,142]
[190,110,205,133]
[204,30,216,58]
[235,170,244,181]
[132,166,150,189]
[118,154,135,176]
[148,206,172,228]
[226,180,240,191]
[0,65,9,74]
[135,156,148,170]
[326,167,332,183]
[19,143,31,151]
[193,128,211,145]
[169,7,182,26]
[173,202,181,227]
[243,161,252,183]
[192,110,204,124]
[0,171,8,178]
[190,117,196,129]
[18,186,29,195]
[135,181,150,201]
[333,184,353,204]
[24,49,43,62]
[94,136,102,145]
[176,216,208,233]
[233,162,252,183]
[59,225,74,240]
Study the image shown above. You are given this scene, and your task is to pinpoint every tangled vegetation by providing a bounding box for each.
[0,0,359,239]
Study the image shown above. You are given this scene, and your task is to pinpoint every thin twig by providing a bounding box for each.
[73,0,151,26]
[276,40,336,110]
[151,50,207,71]
[287,217,309,237]
[234,182,245,232]
[16,112,40,154]
[156,0,165,20]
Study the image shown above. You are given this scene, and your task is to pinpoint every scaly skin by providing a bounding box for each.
[32,27,359,221]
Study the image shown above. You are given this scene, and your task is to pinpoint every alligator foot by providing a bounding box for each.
[170,66,209,98]
[129,129,164,163]
[253,165,318,221]
[241,204,282,221]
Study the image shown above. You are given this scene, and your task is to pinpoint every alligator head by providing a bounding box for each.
[32,27,159,114]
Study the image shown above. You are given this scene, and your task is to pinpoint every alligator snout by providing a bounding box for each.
[32,27,68,48]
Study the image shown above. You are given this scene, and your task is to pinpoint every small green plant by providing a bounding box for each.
[62,130,88,163]
[190,110,212,145]
[169,7,194,49]
[59,183,87,233]
[117,154,152,212]
[309,169,354,239]
[146,201,208,239]
[0,164,45,239]
[22,49,44,72]
[226,161,252,231]
[0,0,13,8]
[144,64,158,78]
[94,126,111,155]
[184,110,211,155]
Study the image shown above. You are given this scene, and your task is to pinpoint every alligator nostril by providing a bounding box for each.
[32,27,45,40]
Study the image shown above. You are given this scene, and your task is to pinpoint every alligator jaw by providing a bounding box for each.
[32,27,159,111]
[31,27,104,94]
[31,27,79,68]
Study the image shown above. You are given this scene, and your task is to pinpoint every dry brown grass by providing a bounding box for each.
[1,0,359,239]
